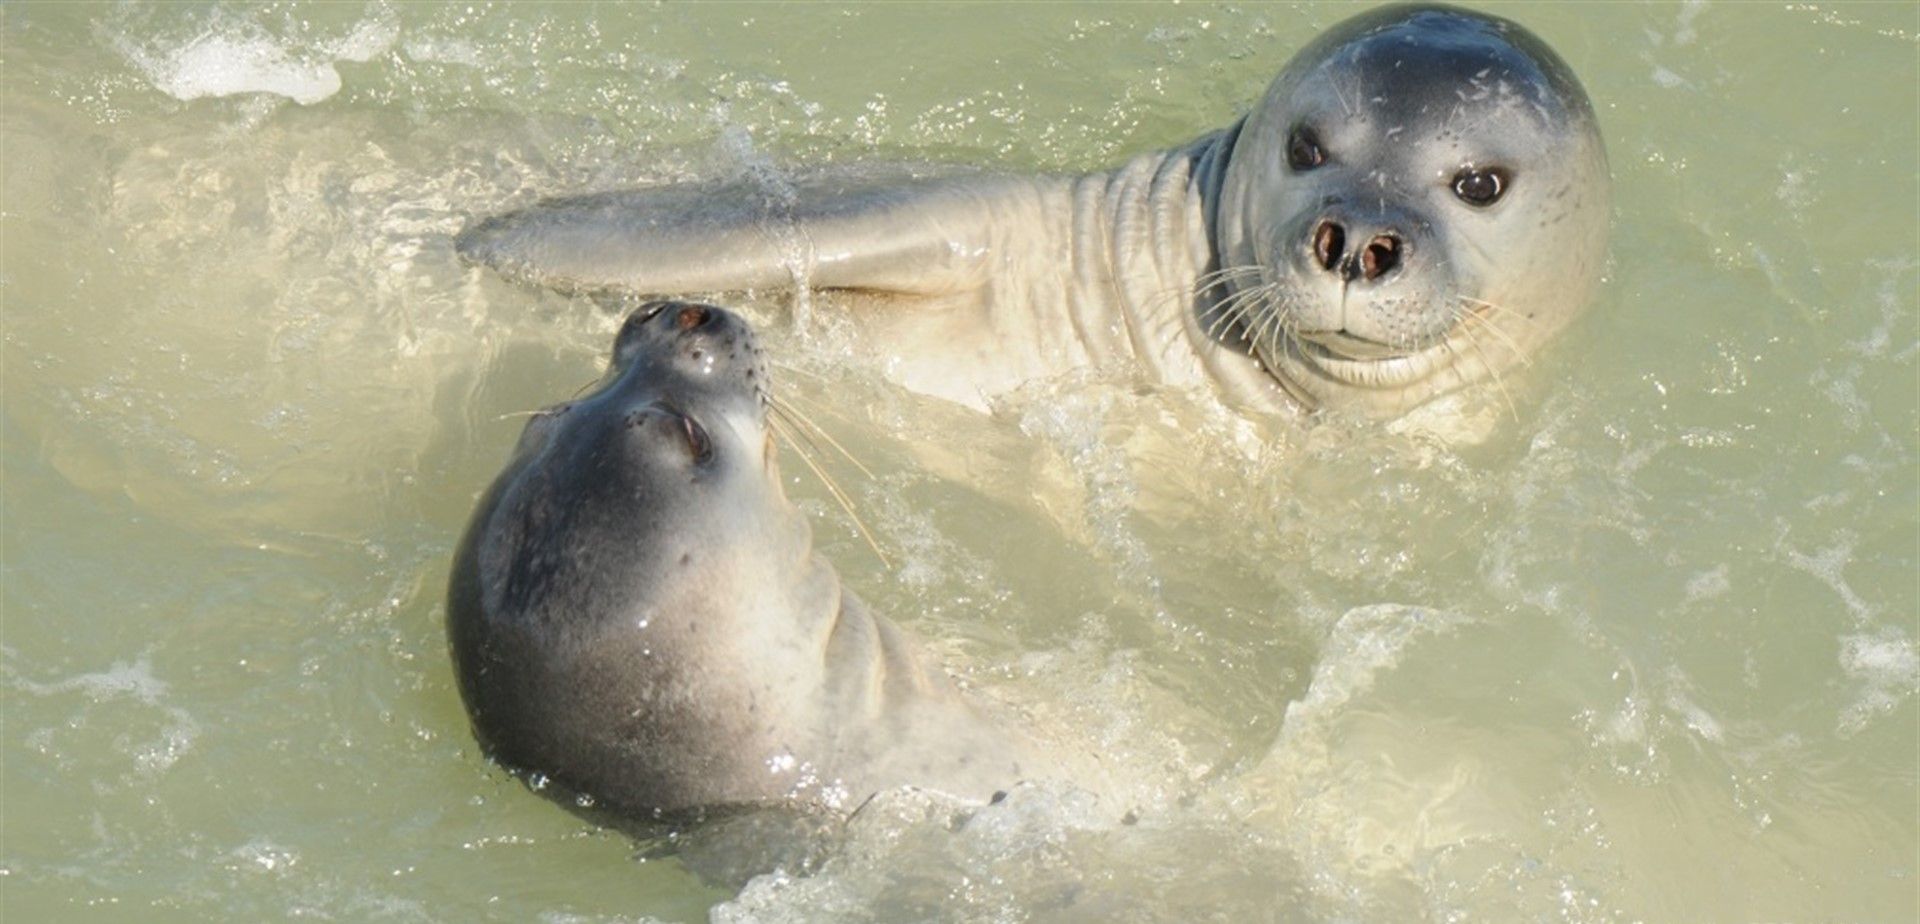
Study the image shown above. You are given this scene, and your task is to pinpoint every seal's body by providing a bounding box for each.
[448,302,1068,815]
[458,5,1609,419]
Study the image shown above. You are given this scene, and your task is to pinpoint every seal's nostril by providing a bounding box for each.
[1312,220,1346,272]
[1360,235,1401,280]
[675,306,708,331]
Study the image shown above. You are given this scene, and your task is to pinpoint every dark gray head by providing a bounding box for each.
[447,301,820,815]
[1215,4,1610,415]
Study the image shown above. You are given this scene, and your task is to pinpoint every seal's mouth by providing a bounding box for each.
[1267,288,1501,391]
[1292,329,1407,362]
[1289,332,1448,390]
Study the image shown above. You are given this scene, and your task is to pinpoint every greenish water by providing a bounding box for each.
[3,2,1913,921]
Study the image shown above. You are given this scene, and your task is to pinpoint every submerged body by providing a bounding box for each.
[447,301,1080,815]
[457,4,1609,419]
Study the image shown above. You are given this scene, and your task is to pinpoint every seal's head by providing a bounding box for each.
[1214,3,1609,416]
[447,301,820,815]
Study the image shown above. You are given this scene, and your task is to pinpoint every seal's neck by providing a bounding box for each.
[1066,122,1298,417]
[1190,119,1242,278]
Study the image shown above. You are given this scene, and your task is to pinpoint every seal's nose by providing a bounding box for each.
[672,304,711,331]
[648,300,742,339]
[1310,219,1404,283]
[615,300,740,364]
[611,299,767,394]
[624,299,739,339]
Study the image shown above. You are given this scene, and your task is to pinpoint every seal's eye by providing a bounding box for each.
[1286,126,1326,171]
[1452,167,1509,207]
[680,415,714,465]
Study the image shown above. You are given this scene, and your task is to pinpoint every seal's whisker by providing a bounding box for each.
[1134,283,1210,337]
[496,409,547,421]
[1203,289,1248,340]
[1237,290,1271,344]
[1457,295,1542,330]
[769,397,877,480]
[1201,287,1248,340]
[1191,264,1266,294]
[768,404,834,467]
[1175,268,1267,343]
[767,358,830,382]
[1192,266,1254,297]
[1203,290,1249,341]
[568,375,603,400]
[1198,288,1259,341]
[1135,265,1267,347]
[1208,280,1278,342]
[1452,320,1520,422]
[1250,288,1294,355]
[767,415,893,570]
[1235,291,1276,352]
[1452,299,1532,367]
[755,369,890,485]
[1470,315,1531,366]
[769,384,846,420]
[769,391,884,480]
[763,379,847,422]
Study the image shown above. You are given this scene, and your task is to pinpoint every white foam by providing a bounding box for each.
[1784,532,1875,623]
[1017,388,1155,588]
[402,37,487,68]
[1683,564,1731,603]
[1837,629,1919,735]
[19,655,169,704]
[1277,604,1473,734]
[712,783,1108,923]
[230,838,299,873]
[1664,678,1725,743]
[1673,0,1707,46]
[326,12,399,64]
[117,11,398,106]
[15,656,202,776]
[538,914,678,924]
[134,31,344,105]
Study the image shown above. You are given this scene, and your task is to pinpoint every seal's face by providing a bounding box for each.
[1216,4,1610,415]
[487,300,778,617]
[448,301,805,812]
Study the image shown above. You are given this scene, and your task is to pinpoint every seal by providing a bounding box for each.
[446,300,1078,816]
[456,4,1609,419]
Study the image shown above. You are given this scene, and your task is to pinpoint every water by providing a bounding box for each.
[3,2,1913,921]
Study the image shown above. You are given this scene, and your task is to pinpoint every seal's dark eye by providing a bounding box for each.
[1286,126,1326,171]
[680,415,713,465]
[1452,167,1509,206]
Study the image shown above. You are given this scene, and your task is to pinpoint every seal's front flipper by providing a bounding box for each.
[455,174,1012,299]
